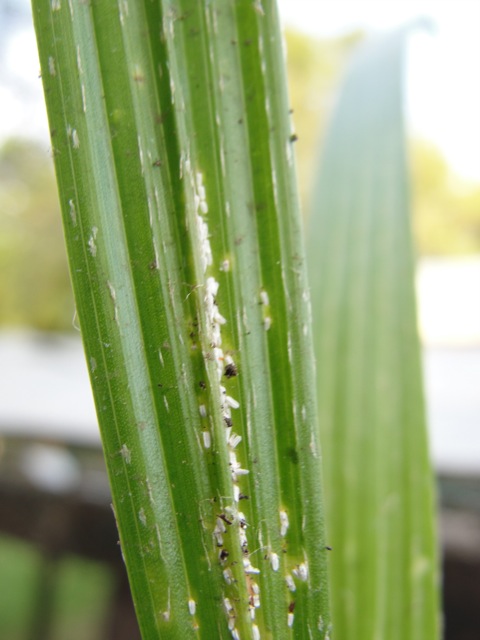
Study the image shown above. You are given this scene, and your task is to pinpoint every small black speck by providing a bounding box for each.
[239,493,249,500]
[152,159,162,167]
[199,380,206,389]
[286,447,299,464]
[219,513,233,526]
[219,549,229,561]
[224,363,238,378]
[289,601,296,613]
[290,134,298,143]
[325,545,333,551]
[224,416,233,428]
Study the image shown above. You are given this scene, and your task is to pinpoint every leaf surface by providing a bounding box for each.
[307,26,440,640]
[32,1,330,637]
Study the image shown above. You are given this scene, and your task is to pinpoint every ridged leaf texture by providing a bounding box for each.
[307,27,440,640]
[32,1,330,639]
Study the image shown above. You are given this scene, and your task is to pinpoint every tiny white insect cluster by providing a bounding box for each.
[187,165,308,635]
[68,199,77,226]
[48,56,56,77]
[188,165,260,638]
[189,167,245,470]
[66,124,80,149]
[87,226,98,257]
[292,561,309,582]
[259,288,272,331]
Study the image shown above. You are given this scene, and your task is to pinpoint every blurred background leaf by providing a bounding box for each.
[0,139,72,330]
[306,26,439,640]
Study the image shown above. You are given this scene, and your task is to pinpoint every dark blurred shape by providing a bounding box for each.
[0,435,140,640]
[440,476,480,640]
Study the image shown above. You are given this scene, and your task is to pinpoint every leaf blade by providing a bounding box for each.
[307,26,440,640]
[33,0,331,637]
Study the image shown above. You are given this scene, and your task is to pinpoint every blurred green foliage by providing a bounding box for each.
[411,138,480,254]
[0,535,113,640]
[0,139,73,330]
[0,29,478,331]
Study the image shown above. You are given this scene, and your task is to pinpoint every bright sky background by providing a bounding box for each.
[278,0,480,182]
[0,0,479,182]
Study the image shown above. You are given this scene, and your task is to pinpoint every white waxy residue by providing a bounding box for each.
[76,45,83,75]
[253,1,265,16]
[197,215,213,273]
[227,432,242,450]
[71,129,80,148]
[202,431,211,449]
[259,290,269,306]
[68,199,77,226]
[268,551,280,571]
[81,84,86,113]
[285,574,296,592]
[229,451,249,481]
[120,444,131,464]
[138,508,147,526]
[188,599,196,615]
[192,170,253,599]
[48,56,56,76]
[286,139,293,166]
[280,510,289,537]
[225,395,239,410]
[87,226,98,256]
[243,557,260,574]
[292,561,309,582]
[220,259,230,272]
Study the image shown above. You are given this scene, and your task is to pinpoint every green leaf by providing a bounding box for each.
[32,1,330,638]
[307,27,440,640]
